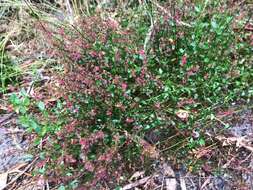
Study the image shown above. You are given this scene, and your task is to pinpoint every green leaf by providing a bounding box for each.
[70,180,79,189]
[19,106,27,114]
[194,6,201,13]
[198,138,205,146]
[210,114,215,120]
[30,120,41,133]
[58,185,65,190]
[38,168,46,174]
[22,154,34,162]
[9,94,19,105]
[23,97,30,106]
[211,20,218,29]
[20,88,27,96]
[38,101,45,112]
[224,124,230,129]
[158,68,163,74]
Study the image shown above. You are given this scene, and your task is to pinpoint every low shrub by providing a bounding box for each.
[10,1,253,189]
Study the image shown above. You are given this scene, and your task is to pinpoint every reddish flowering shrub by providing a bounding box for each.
[32,3,253,188]
[181,55,187,66]
[37,16,163,188]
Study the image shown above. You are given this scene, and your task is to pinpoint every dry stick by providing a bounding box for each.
[239,153,252,165]
[11,180,37,190]
[143,1,156,53]
[5,157,38,189]
[0,113,15,126]
[152,1,191,27]
[3,131,24,135]
[160,138,189,153]
[200,176,211,190]
[158,132,181,145]
[122,176,151,190]
[180,176,187,190]
[160,175,165,190]
[143,18,156,53]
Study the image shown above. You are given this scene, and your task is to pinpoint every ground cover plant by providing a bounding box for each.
[1,0,253,189]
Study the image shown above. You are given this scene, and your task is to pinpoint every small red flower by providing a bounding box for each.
[154,103,161,109]
[106,110,112,116]
[125,117,134,123]
[121,83,127,91]
[89,50,97,57]
[71,52,81,61]
[65,124,75,133]
[93,66,100,72]
[139,49,145,56]
[89,109,97,116]
[181,55,187,66]
[204,73,209,80]
[84,161,94,172]
[94,131,105,139]
[108,18,119,30]
[65,155,76,163]
[79,138,90,150]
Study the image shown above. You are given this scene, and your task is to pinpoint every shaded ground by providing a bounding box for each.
[121,106,253,190]
[182,107,253,189]
[0,106,252,189]
[0,114,29,173]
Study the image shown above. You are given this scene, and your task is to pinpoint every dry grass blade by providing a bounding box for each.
[216,136,253,153]
[4,157,38,189]
[200,176,211,190]
[8,163,29,174]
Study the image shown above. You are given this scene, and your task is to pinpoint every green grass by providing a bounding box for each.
[0,40,21,93]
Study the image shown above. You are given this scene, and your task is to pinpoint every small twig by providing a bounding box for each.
[0,113,15,126]
[5,157,38,189]
[2,130,24,135]
[160,138,188,153]
[122,176,151,190]
[160,175,165,190]
[200,176,211,190]
[46,180,50,190]
[152,1,192,27]
[239,153,252,165]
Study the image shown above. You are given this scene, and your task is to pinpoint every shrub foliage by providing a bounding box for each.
[10,1,253,189]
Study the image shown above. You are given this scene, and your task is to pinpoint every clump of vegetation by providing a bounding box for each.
[6,0,253,189]
[0,44,21,93]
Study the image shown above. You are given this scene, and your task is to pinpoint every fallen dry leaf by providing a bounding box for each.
[191,147,212,159]
[216,136,253,152]
[129,171,145,181]
[176,109,189,121]
[0,172,8,190]
[162,163,175,177]
[165,178,177,190]
[8,162,28,174]
[139,139,159,158]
